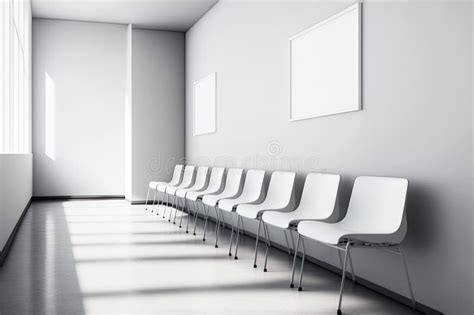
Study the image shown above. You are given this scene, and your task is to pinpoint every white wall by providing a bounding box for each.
[32,19,127,196]
[129,29,185,202]
[185,1,473,314]
[0,154,33,251]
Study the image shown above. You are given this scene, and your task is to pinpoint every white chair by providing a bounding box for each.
[145,164,183,212]
[261,173,340,272]
[235,171,296,267]
[295,176,415,314]
[163,165,196,223]
[201,168,244,247]
[219,169,266,256]
[185,167,225,236]
[175,166,210,231]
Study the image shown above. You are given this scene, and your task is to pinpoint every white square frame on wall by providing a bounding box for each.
[193,72,217,136]
[289,2,362,122]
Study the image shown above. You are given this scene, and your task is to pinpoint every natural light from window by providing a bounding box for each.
[0,0,31,154]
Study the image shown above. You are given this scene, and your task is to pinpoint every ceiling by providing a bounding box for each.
[31,0,218,31]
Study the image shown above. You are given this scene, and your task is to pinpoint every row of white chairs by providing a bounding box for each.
[145,164,416,314]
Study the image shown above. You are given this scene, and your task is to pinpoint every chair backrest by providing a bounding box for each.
[220,168,243,195]
[342,176,408,236]
[169,164,184,185]
[296,173,340,221]
[262,171,296,208]
[179,165,196,187]
[206,167,226,192]
[192,166,209,190]
[240,169,266,201]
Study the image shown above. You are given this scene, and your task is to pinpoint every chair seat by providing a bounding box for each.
[262,211,321,229]
[236,202,284,219]
[218,196,256,212]
[297,221,402,245]
[156,183,171,192]
[176,188,194,198]
[166,186,182,195]
[203,192,238,207]
[185,190,203,201]
[149,181,164,189]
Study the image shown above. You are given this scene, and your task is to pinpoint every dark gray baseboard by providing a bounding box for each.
[32,195,125,201]
[0,198,33,267]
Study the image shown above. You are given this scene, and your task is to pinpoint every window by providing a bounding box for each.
[0,0,31,153]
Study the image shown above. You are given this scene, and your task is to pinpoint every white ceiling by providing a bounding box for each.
[31,0,218,31]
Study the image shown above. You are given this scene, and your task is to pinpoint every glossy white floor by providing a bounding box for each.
[0,199,418,315]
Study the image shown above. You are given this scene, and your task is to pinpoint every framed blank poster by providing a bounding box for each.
[193,73,217,136]
[289,3,361,121]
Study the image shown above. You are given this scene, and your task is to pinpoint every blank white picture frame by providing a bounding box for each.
[193,73,217,136]
[289,2,361,121]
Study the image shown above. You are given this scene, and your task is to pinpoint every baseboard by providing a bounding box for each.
[188,210,442,315]
[32,195,125,201]
[131,200,165,205]
[0,198,33,267]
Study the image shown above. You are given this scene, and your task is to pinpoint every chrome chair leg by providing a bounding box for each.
[179,197,186,228]
[150,189,157,212]
[214,206,221,248]
[337,242,351,315]
[263,223,271,272]
[297,236,307,291]
[338,247,356,283]
[234,215,242,259]
[192,201,200,236]
[172,196,179,224]
[228,212,235,256]
[168,195,175,222]
[202,204,210,241]
[162,193,168,219]
[289,230,296,253]
[290,233,301,288]
[253,218,262,268]
[185,199,193,233]
[284,230,291,255]
[144,188,150,211]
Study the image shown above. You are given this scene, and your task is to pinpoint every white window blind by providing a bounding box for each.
[0,0,30,154]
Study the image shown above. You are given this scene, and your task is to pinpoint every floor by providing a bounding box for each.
[0,199,419,315]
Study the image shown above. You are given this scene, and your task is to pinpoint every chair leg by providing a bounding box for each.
[253,218,262,268]
[202,204,210,241]
[289,230,296,253]
[185,199,193,233]
[283,230,291,255]
[162,193,168,218]
[297,237,307,291]
[399,247,416,309]
[290,233,301,288]
[228,212,235,256]
[214,206,221,248]
[337,242,351,315]
[234,215,242,259]
[179,197,185,228]
[150,189,157,212]
[192,201,200,236]
[338,247,356,283]
[144,188,150,210]
[263,223,271,272]
[168,195,175,222]
[173,196,180,224]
